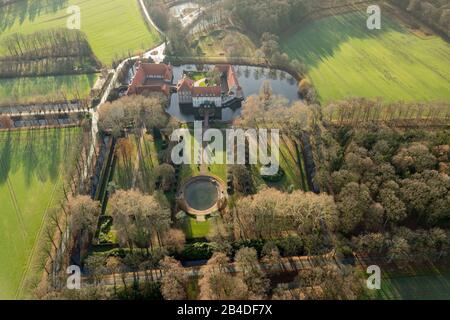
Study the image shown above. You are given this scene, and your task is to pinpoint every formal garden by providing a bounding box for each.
[58,77,332,299]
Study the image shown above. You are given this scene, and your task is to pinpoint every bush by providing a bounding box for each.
[232,239,266,257]
[97,216,114,244]
[275,236,305,257]
[177,242,215,260]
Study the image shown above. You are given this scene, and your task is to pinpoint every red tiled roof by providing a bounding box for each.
[140,63,173,81]
[128,67,145,91]
[127,63,173,96]
[191,86,221,97]
[130,84,170,96]
[227,66,240,90]
[215,64,241,92]
[175,65,242,98]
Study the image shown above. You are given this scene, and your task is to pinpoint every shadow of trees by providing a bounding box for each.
[281,11,402,70]
[0,127,80,188]
[0,130,12,184]
[0,0,68,33]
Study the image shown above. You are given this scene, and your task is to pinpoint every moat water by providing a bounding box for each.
[166,64,300,122]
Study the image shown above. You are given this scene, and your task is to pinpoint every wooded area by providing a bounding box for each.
[224,0,363,36]
[390,0,450,37]
[311,112,450,264]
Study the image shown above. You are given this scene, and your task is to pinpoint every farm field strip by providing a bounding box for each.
[0,0,161,105]
[281,10,450,104]
[0,74,98,106]
[0,127,82,299]
[0,0,161,65]
[377,273,450,300]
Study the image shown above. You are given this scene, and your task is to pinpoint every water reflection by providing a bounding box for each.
[167,64,300,122]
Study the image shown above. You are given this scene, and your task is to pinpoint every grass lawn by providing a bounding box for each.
[179,127,201,183]
[253,134,309,192]
[376,273,450,300]
[139,132,167,194]
[140,133,161,170]
[0,74,97,106]
[186,71,208,81]
[192,29,258,58]
[179,127,228,183]
[0,0,161,65]
[0,127,82,299]
[277,134,309,190]
[112,135,139,190]
[182,216,212,239]
[281,11,450,104]
[204,146,227,182]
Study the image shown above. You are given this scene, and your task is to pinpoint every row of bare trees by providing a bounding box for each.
[1,29,100,77]
[323,98,450,126]
[391,0,450,37]
[160,247,366,300]
[2,29,94,60]
[37,126,99,295]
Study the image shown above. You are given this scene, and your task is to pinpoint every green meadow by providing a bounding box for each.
[182,216,212,239]
[0,0,161,65]
[0,74,97,105]
[281,11,450,104]
[0,127,82,299]
[376,273,450,300]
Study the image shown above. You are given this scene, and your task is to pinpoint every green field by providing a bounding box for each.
[0,0,161,65]
[376,273,450,300]
[0,127,82,299]
[0,74,97,105]
[193,29,258,58]
[281,11,450,104]
[179,128,228,183]
[182,216,212,239]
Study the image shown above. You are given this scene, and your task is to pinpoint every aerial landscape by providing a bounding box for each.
[0,0,449,305]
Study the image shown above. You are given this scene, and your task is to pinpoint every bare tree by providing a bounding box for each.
[67,196,101,253]
[160,256,189,300]
[109,190,171,251]
[162,229,186,253]
[199,253,249,300]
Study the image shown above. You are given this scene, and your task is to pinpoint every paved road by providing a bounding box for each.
[139,0,163,33]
